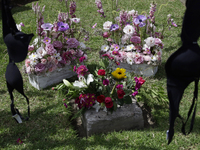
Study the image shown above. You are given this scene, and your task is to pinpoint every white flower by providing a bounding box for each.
[71,18,80,23]
[53,52,60,58]
[151,55,157,61]
[126,44,135,51]
[30,59,38,65]
[120,45,126,51]
[144,37,155,47]
[123,25,135,36]
[128,9,136,16]
[92,101,101,112]
[36,47,47,58]
[126,57,134,65]
[121,34,130,44]
[103,21,112,30]
[143,44,150,51]
[29,52,39,60]
[115,17,120,22]
[57,56,62,61]
[101,45,109,52]
[73,74,94,88]
[80,42,86,49]
[32,38,39,46]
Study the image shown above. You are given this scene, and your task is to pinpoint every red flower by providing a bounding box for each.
[98,69,106,76]
[97,95,105,103]
[138,77,145,85]
[117,89,125,99]
[17,138,23,144]
[105,97,113,108]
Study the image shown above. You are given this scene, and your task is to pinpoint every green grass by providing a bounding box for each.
[1,0,200,149]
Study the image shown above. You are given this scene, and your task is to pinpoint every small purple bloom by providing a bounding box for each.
[103,79,109,86]
[134,77,142,90]
[116,84,123,89]
[132,91,138,96]
[41,23,53,31]
[64,103,68,108]
[43,37,51,44]
[134,15,147,27]
[57,22,69,32]
[110,24,119,31]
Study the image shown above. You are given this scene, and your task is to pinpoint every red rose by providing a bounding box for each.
[117,89,125,99]
[138,77,145,85]
[97,95,105,103]
[98,69,106,76]
[105,97,113,108]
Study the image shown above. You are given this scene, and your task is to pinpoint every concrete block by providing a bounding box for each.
[81,99,144,137]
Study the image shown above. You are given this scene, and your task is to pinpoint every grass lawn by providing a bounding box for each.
[1,0,200,149]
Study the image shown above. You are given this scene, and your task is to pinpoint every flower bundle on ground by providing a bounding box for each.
[24,1,89,75]
[58,58,145,114]
[95,1,176,66]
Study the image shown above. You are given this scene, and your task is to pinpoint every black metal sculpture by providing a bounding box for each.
[165,0,200,144]
[2,0,34,123]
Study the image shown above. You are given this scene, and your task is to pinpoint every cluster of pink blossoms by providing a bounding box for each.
[75,94,96,109]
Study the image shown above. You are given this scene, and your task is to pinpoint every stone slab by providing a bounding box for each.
[28,65,77,90]
[81,99,144,137]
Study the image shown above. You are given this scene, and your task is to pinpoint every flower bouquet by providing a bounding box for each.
[94,1,177,77]
[24,1,89,90]
[58,57,145,116]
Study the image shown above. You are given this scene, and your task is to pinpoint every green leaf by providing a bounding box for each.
[123,95,132,104]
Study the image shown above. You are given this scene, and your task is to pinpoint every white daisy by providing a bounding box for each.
[126,44,135,51]
[126,57,134,65]
[101,45,110,52]
[29,52,39,60]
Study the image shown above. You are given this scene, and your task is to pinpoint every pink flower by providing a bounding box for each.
[134,56,144,64]
[35,63,46,73]
[132,91,138,96]
[103,79,109,86]
[45,44,57,55]
[73,66,76,72]
[28,45,34,51]
[76,65,88,76]
[43,37,51,44]
[143,55,151,62]
[53,41,63,49]
[25,59,31,67]
[79,56,86,63]
[102,32,111,38]
[17,138,23,144]
[66,38,80,48]
[41,58,47,64]
[116,84,123,89]
[130,36,141,44]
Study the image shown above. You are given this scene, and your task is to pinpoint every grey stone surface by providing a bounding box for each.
[82,99,144,137]
[28,65,76,90]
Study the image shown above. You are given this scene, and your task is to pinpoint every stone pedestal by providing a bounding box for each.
[81,99,144,137]
[28,65,76,90]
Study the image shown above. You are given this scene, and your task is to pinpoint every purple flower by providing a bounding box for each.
[134,77,142,90]
[110,24,119,31]
[103,79,109,86]
[79,56,86,63]
[70,1,77,17]
[134,15,147,27]
[43,37,51,44]
[66,38,80,48]
[64,103,68,108]
[116,84,123,89]
[57,22,69,32]
[35,63,46,73]
[41,23,53,31]
[132,91,138,96]
[76,65,88,76]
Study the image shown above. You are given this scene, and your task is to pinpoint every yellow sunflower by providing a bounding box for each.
[112,68,126,80]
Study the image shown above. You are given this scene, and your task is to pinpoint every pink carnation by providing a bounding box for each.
[53,41,63,49]
[134,56,144,64]
[46,44,57,55]
[66,38,80,48]
[28,45,34,51]
[35,63,46,73]
[76,65,88,76]
[130,36,141,44]
[25,59,31,67]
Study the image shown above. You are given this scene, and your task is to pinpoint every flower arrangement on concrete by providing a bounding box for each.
[58,57,145,114]
[24,1,89,75]
[94,0,177,76]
